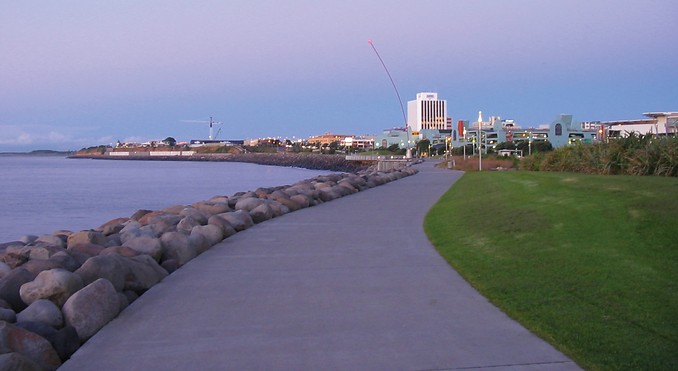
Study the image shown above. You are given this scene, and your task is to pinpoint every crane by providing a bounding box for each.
[182,117,222,140]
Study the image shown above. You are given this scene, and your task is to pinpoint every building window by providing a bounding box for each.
[555,123,563,136]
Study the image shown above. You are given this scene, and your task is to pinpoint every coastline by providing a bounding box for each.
[69,152,371,173]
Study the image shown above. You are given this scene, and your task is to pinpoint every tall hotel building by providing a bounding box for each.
[407,92,448,132]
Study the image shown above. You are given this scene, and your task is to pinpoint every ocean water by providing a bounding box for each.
[0,156,330,243]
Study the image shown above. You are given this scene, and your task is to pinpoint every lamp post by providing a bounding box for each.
[478,111,483,172]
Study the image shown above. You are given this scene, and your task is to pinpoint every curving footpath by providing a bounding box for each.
[60,161,580,370]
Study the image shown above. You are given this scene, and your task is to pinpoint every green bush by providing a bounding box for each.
[525,134,677,176]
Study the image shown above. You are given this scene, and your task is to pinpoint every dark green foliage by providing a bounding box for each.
[387,144,400,152]
[520,134,678,176]
[162,137,177,146]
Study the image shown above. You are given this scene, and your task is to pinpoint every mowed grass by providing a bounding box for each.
[424,171,678,370]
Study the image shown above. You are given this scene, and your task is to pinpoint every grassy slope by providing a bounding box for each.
[424,171,678,370]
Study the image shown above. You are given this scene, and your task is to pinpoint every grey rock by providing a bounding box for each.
[20,268,84,307]
[0,352,44,371]
[0,268,37,311]
[249,203,274,223]
[14,322,80,362]
[217,210,254,232]
[122,236,163,261]
[177,216,201,235]
[160,232,197,267]
[48,252,80,272]
[62,278,120,341]
[17,299,63,328]
[96,217,129,236]
[66,243,105,266]
[290,194,311,208]
[192,201,231,216]
[234,197,265,212]
[67,231,107,248]
[0,262,11,280]
[35,235,66,249]
[83,252,167,292]
[123,255,168,293]
[207,215,238,239]
[0,307,16,323]
[130,209,152,221]
[187,233,210,256]
[100,246,139,257]
[179,207,208,225]
[0,321,61,370]
[19,235,39,245]
[21,259,63,276]
[74,254,128,291]
[190,225,224,247]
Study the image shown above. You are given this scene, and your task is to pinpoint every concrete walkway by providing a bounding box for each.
[61,161,580,370]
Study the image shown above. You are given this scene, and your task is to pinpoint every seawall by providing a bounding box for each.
[69,152,373,173]
[0,165,417,369]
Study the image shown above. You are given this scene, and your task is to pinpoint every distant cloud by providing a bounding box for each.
[0,124,115,151]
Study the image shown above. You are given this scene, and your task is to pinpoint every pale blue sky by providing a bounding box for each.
[1,0,676,151]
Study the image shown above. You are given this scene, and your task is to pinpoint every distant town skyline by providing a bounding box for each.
[2,1,677,152]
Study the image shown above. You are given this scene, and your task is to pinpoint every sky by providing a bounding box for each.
[1,0,677,152]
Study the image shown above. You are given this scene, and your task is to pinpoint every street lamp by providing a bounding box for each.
[478,111,483,172]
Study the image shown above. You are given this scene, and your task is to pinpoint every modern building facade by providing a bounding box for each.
[407,92,448,132]
[603,112,678,138]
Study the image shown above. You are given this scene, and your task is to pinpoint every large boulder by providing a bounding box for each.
[192,201,231,216]
[16,299,64,328]
[74,255,128,292]
[19,269,84,307]
[122,236,163,261]
[0,262,12,280]
[74,254,167,293]
[66,231,107,248]
[187,233,210,256]
[207,215,238,239]
[21,259,63,276]
[160,232,197,267]
[66,243,105,266]
[62,278,120,342]
[217,210,254,232]
[190,225,224,247]
[0,307,16,323]
[14,322,80,362]
[0,352,44,371]
[96,217,129,236]
[0,321,61,370]
[178,208,208,225]
[118,221,154,244]
[290,194,311,209]
[48,252,80,272]
[269,195,302,212]
[249,203,274,224]
[0,268,37,312]
[176,216,202,235]
[234,197,265,212]
[146,214,182,236]
[35,235,66,249]
[99,246,139,258]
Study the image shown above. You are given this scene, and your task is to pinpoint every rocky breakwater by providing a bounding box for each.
[0,166,417,369]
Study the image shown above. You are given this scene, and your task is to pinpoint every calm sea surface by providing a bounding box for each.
[0,156,330,242]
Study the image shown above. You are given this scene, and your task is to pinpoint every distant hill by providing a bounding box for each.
[0,150,74,156]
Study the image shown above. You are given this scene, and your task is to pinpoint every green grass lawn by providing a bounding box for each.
[424,171,678,370]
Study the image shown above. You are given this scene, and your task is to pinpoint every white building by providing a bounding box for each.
[407,92,448,132]
[604,112,678,137]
